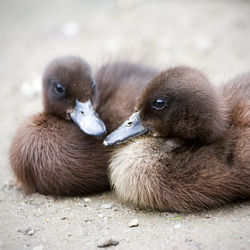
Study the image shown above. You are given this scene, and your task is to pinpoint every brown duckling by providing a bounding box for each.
[10,57,157,195]
[10,56,109,195]
[104,66,250,212]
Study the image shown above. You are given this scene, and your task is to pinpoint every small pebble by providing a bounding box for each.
[104,216,110,223]
[101,203,113,209]
[174,223,181,229]
[113,207,119,211]
[27,229,35,235]
[18,228,35,235]
[98,213,104,218]
[61,216,66,220]
[84,198,91,202]
[162,213,181,220]
[128,219,139,227]
[97,239,119,248]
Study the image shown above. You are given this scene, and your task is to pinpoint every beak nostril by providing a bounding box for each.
[126,121,133,127]
[66,112,71,121]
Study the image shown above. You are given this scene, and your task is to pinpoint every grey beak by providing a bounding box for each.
[103,111,148,146]
[70,99,106,138]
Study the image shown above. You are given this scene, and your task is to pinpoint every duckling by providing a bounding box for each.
[10,57,157,195]
[104,66,250,212]
[9,56,109,195]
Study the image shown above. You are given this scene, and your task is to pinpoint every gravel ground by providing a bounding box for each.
[0,0,250,249]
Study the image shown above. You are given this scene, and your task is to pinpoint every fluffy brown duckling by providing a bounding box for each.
[10,56,156,195]
[104,66,250,212]
[10,56,109,195]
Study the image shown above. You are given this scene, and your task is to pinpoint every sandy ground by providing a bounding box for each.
[0,0,250,249]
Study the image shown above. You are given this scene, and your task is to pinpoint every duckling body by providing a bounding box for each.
[106,67,250,212]
[10,57,156,195]
[10,113,110,195]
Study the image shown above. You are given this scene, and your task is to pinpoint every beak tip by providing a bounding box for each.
[95,130,107,139]
[102,111,148,146]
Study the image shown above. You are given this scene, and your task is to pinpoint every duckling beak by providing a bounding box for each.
[70,99,107,138]
[103,111,148,146]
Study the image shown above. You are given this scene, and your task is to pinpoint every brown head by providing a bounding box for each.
[43,56,106,137]
[104,66,228,145]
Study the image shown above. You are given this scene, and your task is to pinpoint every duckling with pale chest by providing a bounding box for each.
[10,56,156,195]
[104,66,250,212]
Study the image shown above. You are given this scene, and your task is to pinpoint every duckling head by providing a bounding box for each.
[42,56,106,137]
[104,66,228,145]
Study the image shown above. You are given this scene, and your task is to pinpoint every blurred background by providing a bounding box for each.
[2,0,250,175]
[1,0,250,249]
[1,0,250,118]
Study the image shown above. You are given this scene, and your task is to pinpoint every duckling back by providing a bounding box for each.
[95,62,157,131]
[221,73,250,170]
[222,72,250,127]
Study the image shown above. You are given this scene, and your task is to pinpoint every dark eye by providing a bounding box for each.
[152,99,166,110]
[54,83,65,95]
[91,80,96,88]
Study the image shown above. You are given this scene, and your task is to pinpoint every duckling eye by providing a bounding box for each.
[54,84,65,95]
[152,99,166,110]
[91,80,96,88]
